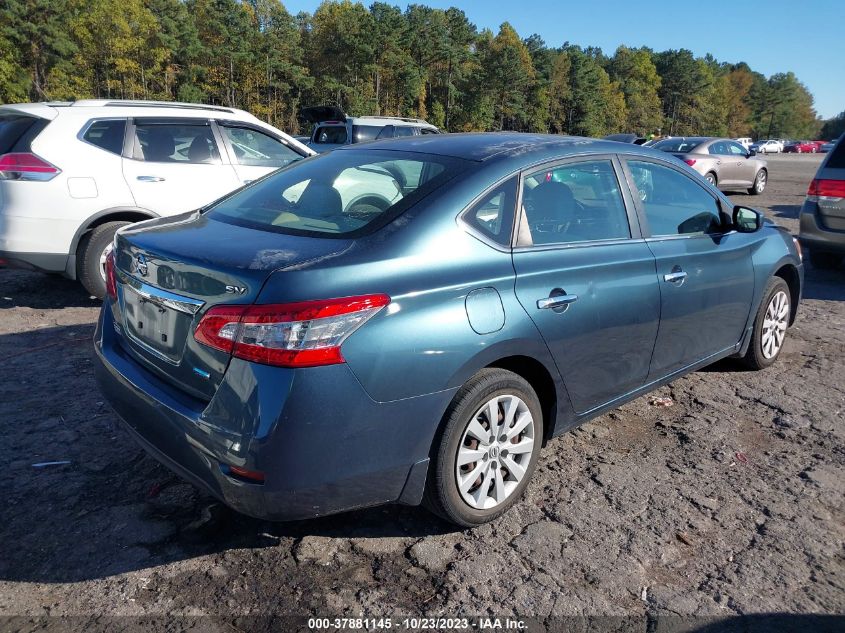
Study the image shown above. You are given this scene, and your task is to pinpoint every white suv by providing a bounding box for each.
[0,100,314,297]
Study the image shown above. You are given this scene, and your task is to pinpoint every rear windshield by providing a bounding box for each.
[652,138,704,153]
[206,150,467,238]
[0,115,39,153]
[313,125,347,144]
[826,135,845,169]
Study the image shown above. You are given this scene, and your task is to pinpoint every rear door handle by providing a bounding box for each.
[137,176,165,182]
[537,294,578,310]
[663,271,688,284]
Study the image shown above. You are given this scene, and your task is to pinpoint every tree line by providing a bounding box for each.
[0,0,834,139]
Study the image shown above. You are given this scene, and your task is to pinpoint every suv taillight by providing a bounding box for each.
[105,250,118,300]
[194,294,390,367]
[0,152,60,181]
[807,178,845,199]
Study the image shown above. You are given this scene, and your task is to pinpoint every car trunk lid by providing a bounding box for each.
[111,212,352,400]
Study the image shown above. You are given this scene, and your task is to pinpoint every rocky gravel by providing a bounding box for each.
[0,154,842,629]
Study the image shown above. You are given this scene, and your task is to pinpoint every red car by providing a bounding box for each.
[784,140,822,153]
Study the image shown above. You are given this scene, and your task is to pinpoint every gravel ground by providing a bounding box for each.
[0,154,842,628]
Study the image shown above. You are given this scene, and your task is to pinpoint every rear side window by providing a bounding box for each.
[0,115,39,153]
[314,125,347,144]
[207,150,465,238]
[521,160,630,245]
[351,125,382,143]
[133,123,220,163]
[627,160,723,236]
[463,178,517,246]
[826,135,845,169]
[82,119,126,154]
[221,126,302,168]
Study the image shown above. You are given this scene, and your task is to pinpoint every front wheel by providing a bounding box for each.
[77,221,130,299]
[742,277,791,370]
[424,368,543,527]
[748,169,767,195]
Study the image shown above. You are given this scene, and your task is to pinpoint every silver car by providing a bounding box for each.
[799,133,845,268]
[652,137,768,195]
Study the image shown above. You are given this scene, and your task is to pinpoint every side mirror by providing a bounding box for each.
[747,149,757,157]
[733,205,763,233]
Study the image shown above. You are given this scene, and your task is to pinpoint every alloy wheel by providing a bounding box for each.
[455,394,535,510]
[762,290,789,359]
[755,171,767,193]
[98,242,113,283]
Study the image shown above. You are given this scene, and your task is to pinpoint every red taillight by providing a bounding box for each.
[105,250,118,300]
[684,159,697,166]
[226,465,265,483]
[808,178,845,199]
[194,294,390,368]
[0,152,60,181]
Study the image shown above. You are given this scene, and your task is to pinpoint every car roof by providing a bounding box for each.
[337,132,666,162]
[0,99,256,122]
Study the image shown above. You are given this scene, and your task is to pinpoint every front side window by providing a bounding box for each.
[394,126,416,137]
[207,150,466,237]
[314,125,347,144]
[727,142,747,155]
[463,178,517,246]
[134,123,220,163]
[520,159,631,245]
[82,119,126,154]
[627,160,724,236]
[221,126,302,168]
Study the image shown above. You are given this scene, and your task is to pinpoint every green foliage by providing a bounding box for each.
[0,0,820,138]
[820,112,845,141]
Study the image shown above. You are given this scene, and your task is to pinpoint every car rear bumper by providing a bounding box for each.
[93,305,453,521]
[799,201,845,254]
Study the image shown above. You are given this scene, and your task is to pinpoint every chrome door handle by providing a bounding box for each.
[537,294,578,310]
[137,176,165,182]
[663,271,688,284]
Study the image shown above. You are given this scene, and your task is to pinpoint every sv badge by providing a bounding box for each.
[225,285,248,295]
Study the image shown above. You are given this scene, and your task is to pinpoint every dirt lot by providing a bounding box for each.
[0,154,842,628]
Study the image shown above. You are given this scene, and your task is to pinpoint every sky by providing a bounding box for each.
[281,0,845,120]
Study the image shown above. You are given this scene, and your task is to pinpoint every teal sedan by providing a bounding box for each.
[94,133,803,527]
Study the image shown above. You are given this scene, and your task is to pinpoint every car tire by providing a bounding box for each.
[704,172,717,187]
[424,368,544,527]
[77,221,129,299]
[809,250,842,270]
[742,277,791,370]
[748,169,767,195]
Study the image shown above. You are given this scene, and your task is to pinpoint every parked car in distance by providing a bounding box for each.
[0,99,314,298]
[652,137,768,194]
[751,139,782,154]
[819,141,836,153]
[300,105,439,153]
[735,137,753,150]
[784,140,821,153]
[603,133,648,144]
[799,134,845,269]
[94,133,803,527]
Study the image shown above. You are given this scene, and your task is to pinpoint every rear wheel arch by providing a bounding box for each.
[485,355,558,445]
[71,207,159,259]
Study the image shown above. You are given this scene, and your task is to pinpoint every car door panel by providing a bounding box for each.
[646,233,755,378]
[622,157,756,379]
[121,119,241,216]
[513,242,661,413]
[512,156,660,414]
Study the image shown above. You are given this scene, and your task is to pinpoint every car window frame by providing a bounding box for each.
[77,117,129,155]
[457,175,520,251]
[125,117,229,165]
[512,153,643,251]
[618,154,733,240]
[215,120,307,167]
